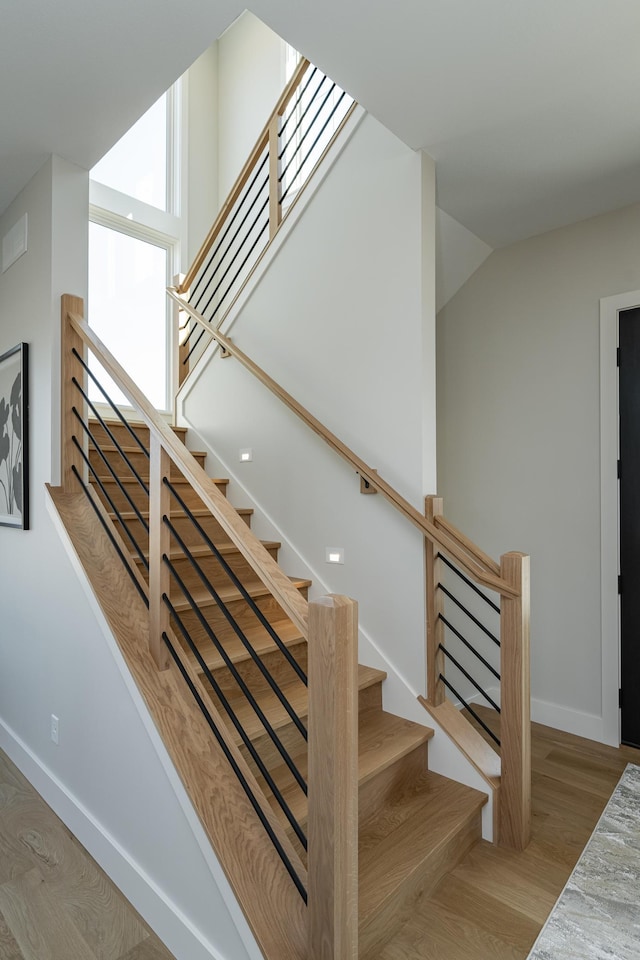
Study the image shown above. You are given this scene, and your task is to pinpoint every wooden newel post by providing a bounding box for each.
[425,496,445,705]
[60,294,87,492]
[148,435,171,671]
[499,551,531,850]
[308,595,358,960]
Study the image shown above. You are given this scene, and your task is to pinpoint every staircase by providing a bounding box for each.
[88,415,488,957]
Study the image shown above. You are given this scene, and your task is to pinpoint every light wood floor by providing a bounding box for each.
[3,722,639,960]
[0,749,176,960]
[380,714,640,959]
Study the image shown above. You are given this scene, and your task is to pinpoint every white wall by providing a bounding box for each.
[186,43,220,265]
[217,11,284,199]
[436,208,493,313]
[437,200,640,743]
[0,158,257,960]
[182,114,434,700]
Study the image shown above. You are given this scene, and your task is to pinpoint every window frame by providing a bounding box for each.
[88,79,186,416]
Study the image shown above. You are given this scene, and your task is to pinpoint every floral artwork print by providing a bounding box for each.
[0,344,28,529]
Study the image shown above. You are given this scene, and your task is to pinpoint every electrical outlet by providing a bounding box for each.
[50,714,59,744]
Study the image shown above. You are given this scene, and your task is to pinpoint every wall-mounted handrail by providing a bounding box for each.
[167,290,518,599]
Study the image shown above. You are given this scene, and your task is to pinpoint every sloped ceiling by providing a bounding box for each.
[2,0,640,247]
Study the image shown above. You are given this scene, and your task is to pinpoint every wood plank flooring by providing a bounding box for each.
[380,713,640,959]
[3,716,639,960]
[0,749,175,960]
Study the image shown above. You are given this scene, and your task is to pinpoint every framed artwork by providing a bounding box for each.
[0,343,29,529]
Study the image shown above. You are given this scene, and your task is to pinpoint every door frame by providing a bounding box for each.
[600,289,640,746]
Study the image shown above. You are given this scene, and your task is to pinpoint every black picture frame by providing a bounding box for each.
[0,342,29,530]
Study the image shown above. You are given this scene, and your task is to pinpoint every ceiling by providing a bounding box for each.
[2,0,640,248]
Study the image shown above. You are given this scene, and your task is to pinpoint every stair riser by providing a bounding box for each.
[207,639,308,702]
[88,447,206,480]
[358,809,482,959]
[162,545,280,597]
[113,510,252,556]
[171,588,308,651]
[164,510,252,547]
[358,743,429,828]
[239,724,307,787]
[87,421,187,448]
[91,478,227,515]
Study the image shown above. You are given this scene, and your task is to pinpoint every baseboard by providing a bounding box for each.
[0,717,231,960]
[531,696,604,743]
[447,683,606,746]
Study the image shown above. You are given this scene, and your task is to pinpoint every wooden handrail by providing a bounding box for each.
[179,57,311,295]
[167,290,518,599]
[64,308,309,640]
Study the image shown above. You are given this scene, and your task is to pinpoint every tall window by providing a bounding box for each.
[89,86,183,413]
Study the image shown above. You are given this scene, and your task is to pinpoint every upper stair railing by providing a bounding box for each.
[60,296,358,958]
[167,291,532,851]
[175,58,355,383]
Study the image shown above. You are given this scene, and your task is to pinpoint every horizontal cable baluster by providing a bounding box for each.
[162,629,307,902]
[71,436,150,572]
[71,349,150,459]
[71,411,150,535]
[163,595,307,846]
[71,465,150,607]
[439,614,500,681]
[280,91,347,206]
[163,512,307,737]
[164,477,307,683]
[190,152,270,305]
[438,553,500,614]
[440,676,501,747]
[439,583,500,646]
[192,171,269,315]
[72,378,149,494]
[440,644,501,713]
[163,558,308,794]
[278,82,337,186]
[278,65,318,139]
[278,72,328,160]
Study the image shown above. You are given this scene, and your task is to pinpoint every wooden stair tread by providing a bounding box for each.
[111,505,253,521]
[358,771,487,927]
[134,539,282,566]
[89,418,187,435]
[170,575,311,613]
[223,664,387,742]
[89,443,206,458]
[184,617,304,673]
[93,475,227,487]
[264,709,433,826]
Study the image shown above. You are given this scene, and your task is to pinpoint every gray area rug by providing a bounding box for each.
[528,763,640,959]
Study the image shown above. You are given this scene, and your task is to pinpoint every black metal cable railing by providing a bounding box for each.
[162,629,307,902]
[70,464,150,609]
[163,511,308,735]
[181,60,354,371]
[164,593,307,850]
[66,346,310,901]
[436,552,502,746]
[164,478,307,685]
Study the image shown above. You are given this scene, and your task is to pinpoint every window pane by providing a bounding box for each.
[91,95,167,210]
[89,223,168,410]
